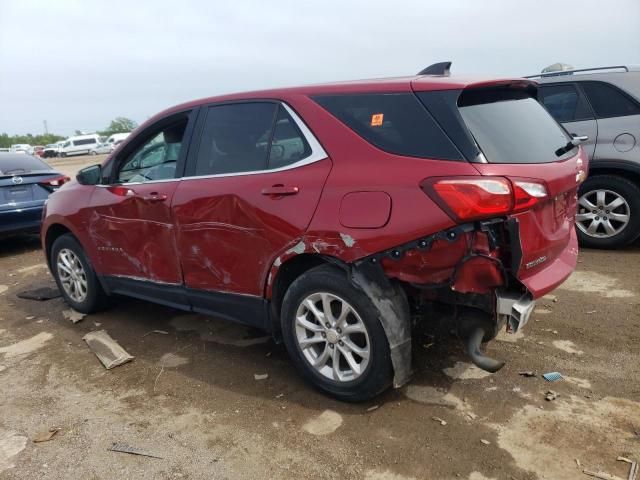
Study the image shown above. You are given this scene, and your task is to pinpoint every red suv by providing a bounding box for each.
[42,63,586,400]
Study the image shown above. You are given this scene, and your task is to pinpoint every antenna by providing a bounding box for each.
[417,62,452,76]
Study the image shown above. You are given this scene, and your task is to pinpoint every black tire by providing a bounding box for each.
[576,175,640,249]
[50,233,108,313]
[280,264,393,402]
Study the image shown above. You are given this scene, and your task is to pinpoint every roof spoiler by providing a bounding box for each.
[417,61,452,76]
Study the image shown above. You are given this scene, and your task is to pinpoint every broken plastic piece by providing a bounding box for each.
[63,309,86,324]
[108,442,162,459]
[254,373,268,380]
[518,371,536,377]
[32,427,60,443]
[542,371,563,382]
[17,287,61,301]
[83,330,134,369]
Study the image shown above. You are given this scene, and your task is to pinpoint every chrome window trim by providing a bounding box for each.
[100,101,328,187]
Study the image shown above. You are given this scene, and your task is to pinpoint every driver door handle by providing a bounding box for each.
[142,192,168,203]
[261,184,299,196]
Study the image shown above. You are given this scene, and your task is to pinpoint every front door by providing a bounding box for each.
[172,101,331,298]
[89,111,195,285]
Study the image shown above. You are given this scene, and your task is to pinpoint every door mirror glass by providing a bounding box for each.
[77,164,102,185]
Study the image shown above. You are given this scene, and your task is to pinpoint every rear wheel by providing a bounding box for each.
[281,265,393,401]
[51,234,108,313]
[576,175,640,249]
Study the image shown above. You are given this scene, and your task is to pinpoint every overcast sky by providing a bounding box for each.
[1,0,638,137]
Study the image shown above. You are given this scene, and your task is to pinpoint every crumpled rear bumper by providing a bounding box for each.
[517,227,579,299]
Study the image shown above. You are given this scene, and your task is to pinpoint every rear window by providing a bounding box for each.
[312,93,462,160]
[0,154,51,175]
[458,88,574,164]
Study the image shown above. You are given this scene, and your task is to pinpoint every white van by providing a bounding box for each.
[59,134,101,157]
[105,132,130,148]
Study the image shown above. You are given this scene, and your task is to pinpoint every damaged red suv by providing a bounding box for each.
[42,62,586,400]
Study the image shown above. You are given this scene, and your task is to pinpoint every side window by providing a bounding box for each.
[580,81,640,119]
[195,102,277,175]
[116,120,187,183]
[268,106,311,168]
[539,84,593,122]
[313,93,462,160]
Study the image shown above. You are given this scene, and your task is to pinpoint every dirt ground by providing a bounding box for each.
[1,156,639,479]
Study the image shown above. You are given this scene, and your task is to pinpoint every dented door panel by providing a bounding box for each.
[88,182,182,284]
[173,159,332,296]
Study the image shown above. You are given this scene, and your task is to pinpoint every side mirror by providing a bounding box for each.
[77,164,102,185]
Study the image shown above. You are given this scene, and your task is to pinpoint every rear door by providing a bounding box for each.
[88,110,196,286]
[172,101,331,298]
[453,86,587,287]
[579,80,640,162]
[538,82,598,158]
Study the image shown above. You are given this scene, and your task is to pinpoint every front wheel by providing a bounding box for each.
[576,175,640,249]
[50,234,108,313]
[280,265,393,401]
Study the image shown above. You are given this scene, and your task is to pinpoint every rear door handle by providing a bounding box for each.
[141,192,168,203]
[261,185,299,196]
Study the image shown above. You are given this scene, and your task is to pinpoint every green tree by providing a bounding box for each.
[100,117,138,136]
[0,132,65,148]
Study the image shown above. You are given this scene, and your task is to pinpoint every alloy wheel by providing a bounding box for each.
[294,292,370,382]
[576,189,630,239]
[57,248,88,303]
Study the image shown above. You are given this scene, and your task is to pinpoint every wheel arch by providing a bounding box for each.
[588,160,640,187]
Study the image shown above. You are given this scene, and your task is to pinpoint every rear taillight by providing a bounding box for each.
[422,176,548,222]
[39,175,71,192]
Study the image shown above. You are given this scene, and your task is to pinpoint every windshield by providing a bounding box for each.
[458,88,575,164]
[0,154,51,175]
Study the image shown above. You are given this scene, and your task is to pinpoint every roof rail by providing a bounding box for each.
[525,65,630,78]
[417,61,452,76]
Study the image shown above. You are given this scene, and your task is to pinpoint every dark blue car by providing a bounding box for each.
[0,153,69,237]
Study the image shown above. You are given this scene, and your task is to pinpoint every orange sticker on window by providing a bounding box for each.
[370,113,384,127]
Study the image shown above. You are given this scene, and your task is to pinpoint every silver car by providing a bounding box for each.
[529,65,640,248]
[89,142,114,155]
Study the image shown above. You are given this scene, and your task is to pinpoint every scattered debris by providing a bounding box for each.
[576,459,581,468]
[82,330,134,369]
[582,469,625,480]
[466,412,478,420]
[617,457,633,464]
[32,427,60,443]
[545,390,559,401]
[108,442,163,459]
[432,416,447,426]
[25,316,35,320]
[617,457,638,480]
[63,309,86,324]
[542,371,563,382]
[586,310,597,314]
[275,393,284,399]
[519,371,536,377]
[17,287,61,301]
[254,373,268,380]
[480,439,491,445]
[142,330,169,337]
[367,405,380,412]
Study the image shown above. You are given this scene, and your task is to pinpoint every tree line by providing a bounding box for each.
[0,117,138,148]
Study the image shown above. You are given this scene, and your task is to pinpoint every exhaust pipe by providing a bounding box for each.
[465,326,505,373]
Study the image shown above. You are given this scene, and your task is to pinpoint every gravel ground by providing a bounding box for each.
[0,158,638,479]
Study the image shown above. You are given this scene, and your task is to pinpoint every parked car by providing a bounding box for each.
[43,144,61,158]
[10,144,31,154]
[59,134,101,157]
[42,63,586,400]
[0,153,70,237]
[89,143,114,155]
[529,64,640,248]
[33,146,45,157]
[0,148,10,153]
